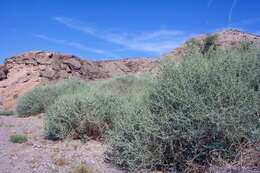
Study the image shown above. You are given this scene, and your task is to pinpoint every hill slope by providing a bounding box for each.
[1,29,260,111]
[0,51,154,110]
[165,29,260,59]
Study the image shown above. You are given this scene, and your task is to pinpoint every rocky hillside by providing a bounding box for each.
[0,51,154,111]
[1,29,259,111]
[165,29,260,59]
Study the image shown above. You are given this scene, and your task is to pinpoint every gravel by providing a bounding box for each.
[0,115,123,173]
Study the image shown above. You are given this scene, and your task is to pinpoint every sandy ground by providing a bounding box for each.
[0,115,123,173]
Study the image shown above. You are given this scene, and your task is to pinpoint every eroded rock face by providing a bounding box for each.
[0,65,8,81]
[5,51,110,80]
[0,51,154,110]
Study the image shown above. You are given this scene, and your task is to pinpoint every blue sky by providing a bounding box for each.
[1,0,260,62]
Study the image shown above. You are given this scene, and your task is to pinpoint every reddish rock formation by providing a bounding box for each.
[0,51,154,111]
[4,51,109,80]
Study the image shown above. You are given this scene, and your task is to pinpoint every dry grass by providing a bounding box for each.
[72,164,96,173]
[231,145,260,171]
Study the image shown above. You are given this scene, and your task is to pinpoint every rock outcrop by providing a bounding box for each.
[0,51,154,110]
[4,51,109,80]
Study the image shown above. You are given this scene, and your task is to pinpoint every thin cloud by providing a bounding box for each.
[34,34,112,56]
[207,0,214,7]
[53,17,190,54]
[228,0,238,22]
[205,0,214,26]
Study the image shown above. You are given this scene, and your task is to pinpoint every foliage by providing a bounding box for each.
[44,74,151,141]
[9,134,28,144]
[16,79,89,117]
[91,74,151,102]
[72,164,95,173]
[107,97,155,172]
[44,87,128,141]
[108,48,260,172]
[185,38,202,56]
[201,34,218,55]
[239,40,254,52]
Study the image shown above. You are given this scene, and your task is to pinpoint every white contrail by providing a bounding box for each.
[228,0,238,22]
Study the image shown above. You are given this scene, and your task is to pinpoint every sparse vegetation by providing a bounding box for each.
[72,164,95,173]
[16,79,89,117]
[9,134,28,143]
[185,38,202,56]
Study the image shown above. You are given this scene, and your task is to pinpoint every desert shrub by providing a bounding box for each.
[108,48,260,172]
[89,74,152,109]
[44,89,128,141]
[9,134,28,143]
[92,74,151,95]
[201,34,218,55]
[240,40,254,52]
[44,74,151,141]
[107,96,156,171]
[16,79,89,117]
[185,38,202,56]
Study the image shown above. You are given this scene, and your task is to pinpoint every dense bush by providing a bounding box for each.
[91,74,151,98]
[107,97,155,171]
[44,74,151,141]
[44,89,128,141]
[108,49,260,172]
[16,79,88,117]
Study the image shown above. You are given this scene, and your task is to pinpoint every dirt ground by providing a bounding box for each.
[0,115,123,173]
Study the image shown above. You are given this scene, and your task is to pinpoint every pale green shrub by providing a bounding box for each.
[44,90,127,141]
[91,74,151,97]
[108,49,260,172]
[16,79,89,117]
[44,74,151,141]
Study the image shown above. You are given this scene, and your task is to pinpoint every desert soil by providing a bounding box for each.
[0,115,123,173]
